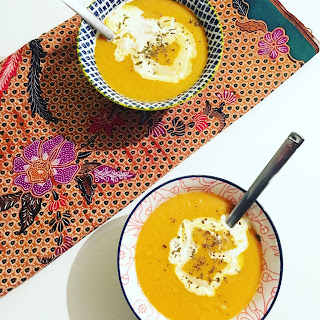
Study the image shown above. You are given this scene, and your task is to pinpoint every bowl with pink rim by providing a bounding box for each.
[118,175,283,320]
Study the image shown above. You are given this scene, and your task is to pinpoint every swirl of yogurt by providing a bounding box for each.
[169,215,249,297]
[104,2,197,83]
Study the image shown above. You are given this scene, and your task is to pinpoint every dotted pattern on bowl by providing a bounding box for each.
[77,0,223,110]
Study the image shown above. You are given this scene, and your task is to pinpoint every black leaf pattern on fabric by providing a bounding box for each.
[0,191,22,212]
[77,151,92,160]
[167,116,185,137]
[204,100,212,115]
[27,39,59,123]
[187,121,195,128]
[78,162,102,174]
[75,174,95,205]
[57,234,63,246]
[37,255,56,265]
[49,213,69,233]
[17,192,42,235]
[204,100,226,133]
[87,134,98,146]
[232,0,249,16]
[139,111,151,125]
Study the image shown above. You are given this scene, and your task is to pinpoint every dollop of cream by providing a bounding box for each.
[169,215,249,297]
[104,2,197,83]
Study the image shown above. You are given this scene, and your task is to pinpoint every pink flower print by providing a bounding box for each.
[148,119,166,137]
[258,28,289,60]
[134,299,151,316]
[119,250,126,260]
[193,113,208,132]
[215,90,237,107]
[137,303,147,314]
[13,136,79,197]
[119,245,132,266]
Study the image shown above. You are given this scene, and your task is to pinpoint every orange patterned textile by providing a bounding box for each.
[0,0,318,296]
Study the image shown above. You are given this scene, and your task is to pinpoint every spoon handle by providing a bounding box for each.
[61,0,115,40]
[226,132,304,228]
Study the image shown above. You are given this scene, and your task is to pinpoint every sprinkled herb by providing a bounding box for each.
[209,267,215,274]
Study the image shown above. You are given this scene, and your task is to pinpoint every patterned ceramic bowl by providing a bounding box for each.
[77,0,223,111]
[118,175,283,319]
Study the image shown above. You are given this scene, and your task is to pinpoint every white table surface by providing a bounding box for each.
[0,0,319,319]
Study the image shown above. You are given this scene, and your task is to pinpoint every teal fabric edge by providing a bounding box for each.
[246,0,317,62]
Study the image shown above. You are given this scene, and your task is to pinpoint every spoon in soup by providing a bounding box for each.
[226,132,304,228]
[61,0,115,40]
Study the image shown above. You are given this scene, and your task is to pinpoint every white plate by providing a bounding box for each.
[67,215,136,320]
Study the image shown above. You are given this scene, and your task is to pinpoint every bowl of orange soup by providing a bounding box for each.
[118,176,283,320]
[77,0,223,110]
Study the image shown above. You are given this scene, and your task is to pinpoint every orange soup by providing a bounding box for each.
[135,192,263,320]
[95,0,208,101]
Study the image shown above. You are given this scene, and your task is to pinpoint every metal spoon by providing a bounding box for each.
[226,132,304,228]
[61,0,115,40]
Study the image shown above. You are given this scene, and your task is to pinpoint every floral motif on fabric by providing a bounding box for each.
[13,136,79,197]
[0,135,136,239]
[258,28,290,60]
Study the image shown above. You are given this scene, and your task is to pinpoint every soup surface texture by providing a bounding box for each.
[95,0,208,102]
[135,192,263,320]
